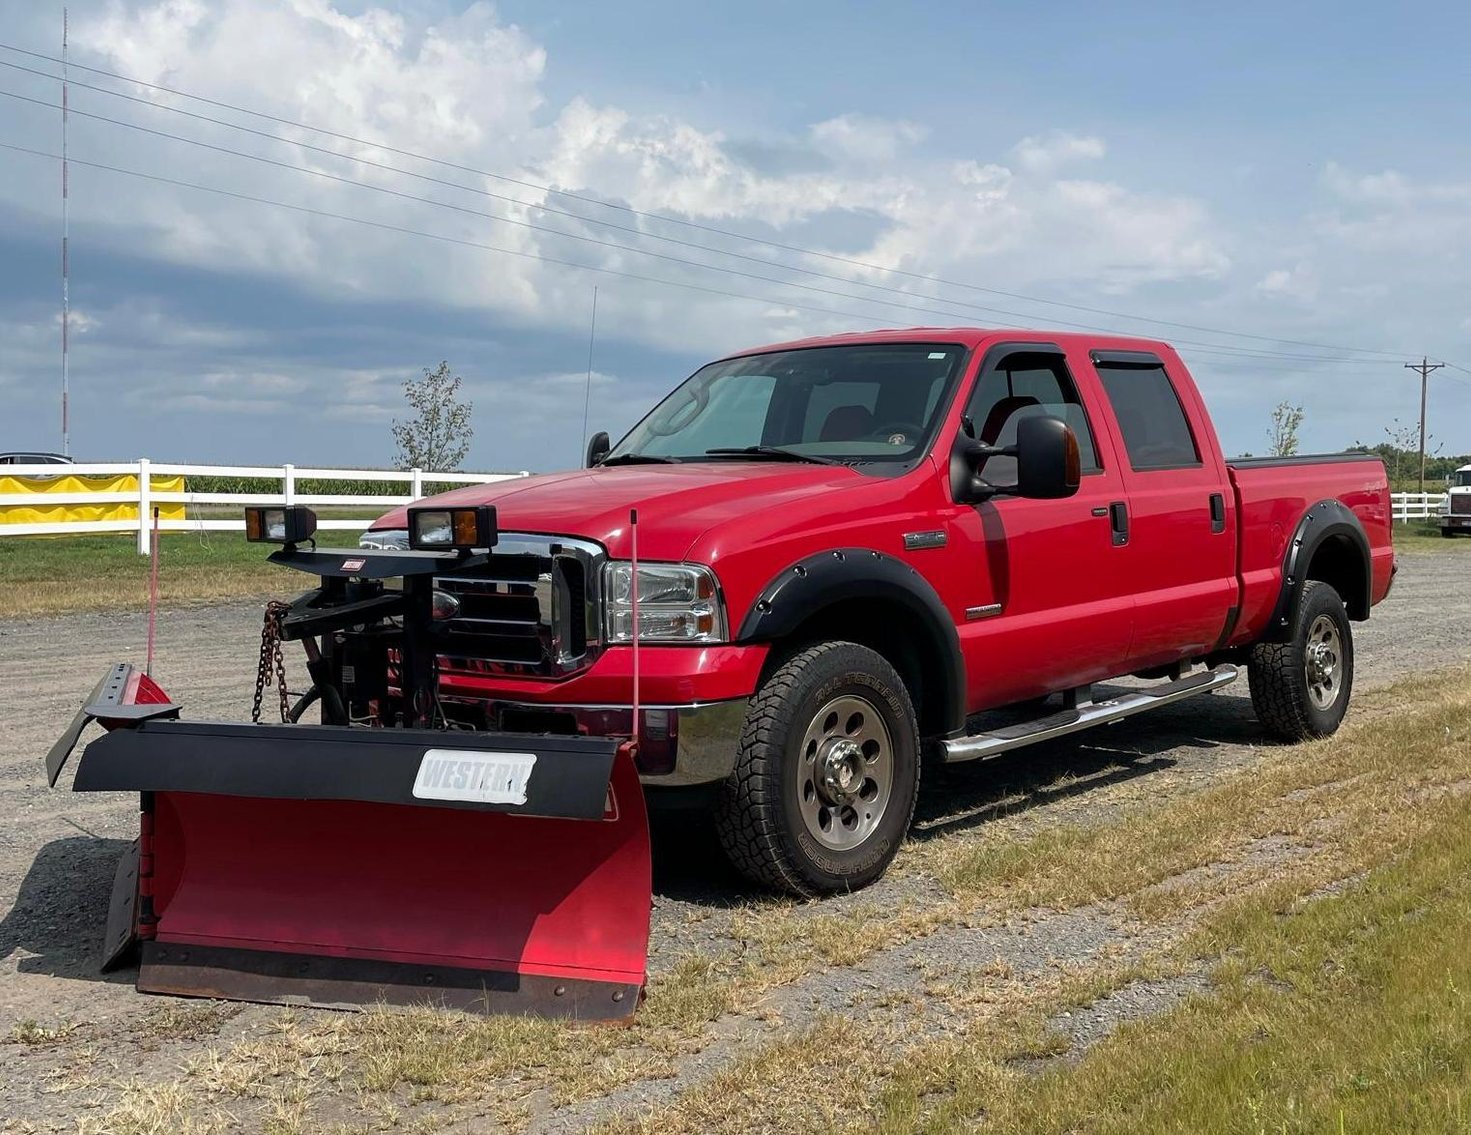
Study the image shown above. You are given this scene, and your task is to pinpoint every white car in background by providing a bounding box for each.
[1441,465,1471,537]
[0,451,72,466]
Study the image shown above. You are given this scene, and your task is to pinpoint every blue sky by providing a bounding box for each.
[1,0,1469,470]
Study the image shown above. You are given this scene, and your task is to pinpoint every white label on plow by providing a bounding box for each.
[413,749,537,805]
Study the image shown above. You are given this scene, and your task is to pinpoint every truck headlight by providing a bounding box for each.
[603,562,726,643]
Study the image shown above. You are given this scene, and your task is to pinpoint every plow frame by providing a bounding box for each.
[47,533,654,1021]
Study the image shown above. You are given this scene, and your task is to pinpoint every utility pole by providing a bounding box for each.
[1404,357,1445,493]
[60,7,70,457]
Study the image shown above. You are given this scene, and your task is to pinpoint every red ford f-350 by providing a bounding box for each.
[348,328,1394,895]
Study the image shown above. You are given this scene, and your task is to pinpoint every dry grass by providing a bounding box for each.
[27,667,1471,1133]
[587,667,1471,1134]
[8,1017,80,1046]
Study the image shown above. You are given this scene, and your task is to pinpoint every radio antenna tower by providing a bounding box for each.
[60,6,71,456]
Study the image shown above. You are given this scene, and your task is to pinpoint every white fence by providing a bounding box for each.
[0,460,529,553]
[0,465,1449,551]
[1392,492,1448,523]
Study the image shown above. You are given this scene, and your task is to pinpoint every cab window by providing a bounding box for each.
[963,350,1102,484]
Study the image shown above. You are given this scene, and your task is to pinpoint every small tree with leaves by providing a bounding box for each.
[1268,401,1304,458]
[392,361,473,471]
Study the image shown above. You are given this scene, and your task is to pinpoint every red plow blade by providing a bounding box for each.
[139,750,650,1018]
[51,669,652,1020]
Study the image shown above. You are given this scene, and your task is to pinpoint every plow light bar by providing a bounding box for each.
[408,504,498,551]
[244,505,318,545]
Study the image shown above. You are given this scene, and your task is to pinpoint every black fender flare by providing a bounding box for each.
[736,549,966,736]
[1265,499,1372,641]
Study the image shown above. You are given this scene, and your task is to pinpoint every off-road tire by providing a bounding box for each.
[1248,580,1354,741]
[715,641,920,896]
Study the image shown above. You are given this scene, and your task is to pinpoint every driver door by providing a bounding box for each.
[941,343,1136,710]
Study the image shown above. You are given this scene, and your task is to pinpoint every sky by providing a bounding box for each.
[0,0,1469,472]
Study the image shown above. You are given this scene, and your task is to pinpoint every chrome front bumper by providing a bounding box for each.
[490,698,749,787]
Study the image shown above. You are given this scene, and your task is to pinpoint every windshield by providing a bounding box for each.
[606,343,967,467]
[1456,471,1471,488]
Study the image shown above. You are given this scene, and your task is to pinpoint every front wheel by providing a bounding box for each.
[715,641,920,896]
[1248,580,1354,741]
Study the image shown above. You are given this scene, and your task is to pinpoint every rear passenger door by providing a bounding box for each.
[1088,350,1237,668]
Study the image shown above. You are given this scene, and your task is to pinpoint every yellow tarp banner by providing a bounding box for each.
[0,474,187,525]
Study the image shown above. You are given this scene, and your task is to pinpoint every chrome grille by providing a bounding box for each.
[435,534,603,676]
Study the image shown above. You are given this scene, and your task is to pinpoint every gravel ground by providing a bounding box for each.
[0,551,1467,1130]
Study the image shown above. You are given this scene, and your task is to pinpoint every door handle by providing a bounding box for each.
[1209,492,1226,534]
[1109,501,1129,546]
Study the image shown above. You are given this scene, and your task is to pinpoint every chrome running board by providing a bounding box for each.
[941,665,1240,764]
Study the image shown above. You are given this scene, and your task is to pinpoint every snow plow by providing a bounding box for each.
[46,504,651,1020]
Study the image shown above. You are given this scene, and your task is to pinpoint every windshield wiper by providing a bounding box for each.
[704,445,842,466]
[600,453,682,465]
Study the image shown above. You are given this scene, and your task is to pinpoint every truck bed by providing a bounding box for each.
[1226,452,1395,648]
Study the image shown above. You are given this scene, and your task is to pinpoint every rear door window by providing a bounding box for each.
[1093,362,1201,470]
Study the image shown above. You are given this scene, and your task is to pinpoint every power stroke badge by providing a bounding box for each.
[413,749,537,805]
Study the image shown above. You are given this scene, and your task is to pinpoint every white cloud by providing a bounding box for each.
[809,114,927,164]
[0,0,1235,362]
[1010,132,1107,176]
[3,2,1468,462]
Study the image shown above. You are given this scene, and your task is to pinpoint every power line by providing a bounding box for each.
[0,85,1419,366]
[0,140,937,330]
[0,41,1422,362]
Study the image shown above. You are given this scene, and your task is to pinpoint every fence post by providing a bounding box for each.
[136,457,152,555]
[283,463,296,506]
[410,467,423,500]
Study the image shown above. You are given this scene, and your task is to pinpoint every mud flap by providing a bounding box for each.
[100,838,141,972]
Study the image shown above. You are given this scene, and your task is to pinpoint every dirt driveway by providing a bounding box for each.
[0,551,1466,1131]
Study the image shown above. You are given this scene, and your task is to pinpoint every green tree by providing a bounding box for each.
[391,361,474,471]
[1268,401,1304,457]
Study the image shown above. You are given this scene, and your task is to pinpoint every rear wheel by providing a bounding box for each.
[715,641,920,896]
[1248,580,1354,741]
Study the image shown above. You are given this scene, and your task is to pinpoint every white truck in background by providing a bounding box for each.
[1441,465,1471,537]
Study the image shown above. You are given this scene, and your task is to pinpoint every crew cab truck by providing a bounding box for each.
[1440,464,1471,536]
[356,328,1394,897]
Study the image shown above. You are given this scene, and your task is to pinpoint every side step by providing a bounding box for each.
[941,665,1240,764]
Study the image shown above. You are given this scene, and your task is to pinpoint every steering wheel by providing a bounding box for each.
[868,421,924,446]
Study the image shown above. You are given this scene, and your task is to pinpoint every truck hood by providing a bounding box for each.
[368,463,866,560]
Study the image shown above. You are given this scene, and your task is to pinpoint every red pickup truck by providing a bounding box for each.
[357,328,1395,895]
[47,326,1395,1018]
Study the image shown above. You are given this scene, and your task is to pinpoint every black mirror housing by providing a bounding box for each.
[1015,415,1080,499]
[586,431,611,468]
[949,415,1080,504]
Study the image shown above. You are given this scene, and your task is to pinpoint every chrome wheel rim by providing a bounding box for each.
[1304,615,1343,710]
[796,694,893,851]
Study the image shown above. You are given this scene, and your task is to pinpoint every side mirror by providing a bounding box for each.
[586,431,611,468]
[949,415,1080,504]
[1014,415,1080,500]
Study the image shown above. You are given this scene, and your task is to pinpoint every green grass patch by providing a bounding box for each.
[0,531,355,617]
[1393,521,1471,553]
[959,799,1471,1134]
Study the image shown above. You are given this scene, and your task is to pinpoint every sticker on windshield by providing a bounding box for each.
[928,351,947,359]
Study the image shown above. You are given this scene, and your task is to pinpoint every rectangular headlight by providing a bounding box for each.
[407,505,497,551]
[603,562,726,643]
[244,505,317,545]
